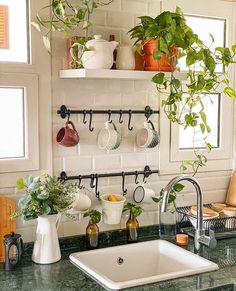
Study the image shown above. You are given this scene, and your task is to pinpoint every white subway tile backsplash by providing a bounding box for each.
[122,153,147,168]
[107,11,134,29]
[64,156,93,172]
[121,0,148,15]
[94,155,122,170]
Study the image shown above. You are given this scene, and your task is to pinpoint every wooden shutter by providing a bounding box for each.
[0,5,9,49]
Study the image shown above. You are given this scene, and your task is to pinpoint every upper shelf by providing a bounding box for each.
[59,69,186,81]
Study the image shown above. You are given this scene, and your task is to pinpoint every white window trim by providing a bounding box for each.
[0,0,52,187]
[0,73,39,172]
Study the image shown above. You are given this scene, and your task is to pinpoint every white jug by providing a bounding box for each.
[82,35,118,69]
[32,214,61,264]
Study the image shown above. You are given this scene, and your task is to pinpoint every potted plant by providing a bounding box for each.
[129,7,236,177]
[123,203,142,243]
[12,174,77,264]
[32,0,114,55]
[83,209,101,249]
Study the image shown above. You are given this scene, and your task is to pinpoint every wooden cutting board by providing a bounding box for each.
[225,171,236,206]
[0,194,16,263]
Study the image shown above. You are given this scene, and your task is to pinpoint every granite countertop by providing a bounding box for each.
[1,226,236,291]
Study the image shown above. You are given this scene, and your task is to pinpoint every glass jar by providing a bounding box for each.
[86,220,99,250]
[159,203,176,240]
[126,212,139,243]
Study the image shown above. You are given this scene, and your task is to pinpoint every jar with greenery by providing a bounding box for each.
[84,209,101,249]
[123,203,142,243]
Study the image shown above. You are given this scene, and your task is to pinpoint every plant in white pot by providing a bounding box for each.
[12,174,77,264]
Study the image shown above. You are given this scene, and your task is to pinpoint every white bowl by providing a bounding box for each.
[187,211,219,229]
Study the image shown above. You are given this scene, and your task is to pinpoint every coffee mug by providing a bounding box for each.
[97,121,121,150]
[133,184,155,203]
[136,120,159,148]
[56,121,79,147]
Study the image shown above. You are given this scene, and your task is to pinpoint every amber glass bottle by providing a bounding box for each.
[86,220,99,250]
[126,211,139,243]
[109,34,117,69]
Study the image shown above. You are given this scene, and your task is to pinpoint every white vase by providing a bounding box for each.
[116,46,135,70]
[32,214,61,264]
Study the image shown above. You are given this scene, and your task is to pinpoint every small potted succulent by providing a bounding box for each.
[84,209,101,249]
[13,174,77,264]
[123,203,142,243]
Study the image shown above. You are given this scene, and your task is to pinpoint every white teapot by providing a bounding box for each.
[82,35,118,69]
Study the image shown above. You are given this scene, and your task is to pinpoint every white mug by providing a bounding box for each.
[133,184,155,203]
[136,120,159,148]
[116,45,135,70]
[97,121,121,150]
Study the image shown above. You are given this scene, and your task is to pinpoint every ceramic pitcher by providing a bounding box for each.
[32,214,61,264]
[82,35,118,69]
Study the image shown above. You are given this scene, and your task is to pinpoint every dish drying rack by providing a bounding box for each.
[176,204,236,240]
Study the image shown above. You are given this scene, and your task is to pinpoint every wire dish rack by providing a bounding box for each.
[176,204,236,240]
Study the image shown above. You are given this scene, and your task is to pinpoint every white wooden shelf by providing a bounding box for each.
[59,69,186,81]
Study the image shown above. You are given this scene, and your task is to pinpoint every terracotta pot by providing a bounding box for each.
[143,38,178,72]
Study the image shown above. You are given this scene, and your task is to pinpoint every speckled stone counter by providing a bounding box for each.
[1,226,236,291]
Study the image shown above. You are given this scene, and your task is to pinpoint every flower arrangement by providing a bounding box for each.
[12,174,77,220]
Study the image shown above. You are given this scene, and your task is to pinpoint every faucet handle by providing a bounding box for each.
[198,226,217,249]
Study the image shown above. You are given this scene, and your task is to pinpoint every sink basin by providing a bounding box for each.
[70,239,218,290]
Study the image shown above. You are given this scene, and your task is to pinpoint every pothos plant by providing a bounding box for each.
[129,7,236,204]
[83,209,101,224]
[123,202,143,218]
[32,0,114,53]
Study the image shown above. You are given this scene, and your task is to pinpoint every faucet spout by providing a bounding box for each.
[161,175,217,252]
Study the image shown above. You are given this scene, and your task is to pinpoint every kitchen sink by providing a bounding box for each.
[69,239,219,290]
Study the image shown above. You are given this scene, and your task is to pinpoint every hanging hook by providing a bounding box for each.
[119,110,123,124]
[77,175,83,190]
[143,165,151,184]
[121,172,127,195]
[88,110,94,132]
[83,109,87,124]
[94,174,100,199]
[67,110,71,122]
[134,171,139,184]
[147,119,155,130]
[145,105,153,121]
[128,110,133,131]
[90,174,95,188]
[107,110,112,123]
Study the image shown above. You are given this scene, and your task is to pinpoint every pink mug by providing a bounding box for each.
[56,121,79,147]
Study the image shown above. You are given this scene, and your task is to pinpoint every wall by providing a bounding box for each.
[50,0,233,239]
[1,0,233,242]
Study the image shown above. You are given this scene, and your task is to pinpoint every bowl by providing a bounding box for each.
[187,211,219,229]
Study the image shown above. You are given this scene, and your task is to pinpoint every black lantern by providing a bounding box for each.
[4,232,23,271]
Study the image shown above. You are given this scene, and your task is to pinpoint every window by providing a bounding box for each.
[0,0,29,63]
[0,87,25,159]
[0,73,39,173]
[159,0,234,174]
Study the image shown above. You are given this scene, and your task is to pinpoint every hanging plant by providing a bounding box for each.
[32,0,114,52]
[129,7,236,176]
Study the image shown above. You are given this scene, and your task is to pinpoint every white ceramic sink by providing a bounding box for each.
[70,239,218,290]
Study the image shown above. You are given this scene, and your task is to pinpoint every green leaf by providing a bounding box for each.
[31,21,41,32]
[200,123,205,134]
[205,142,212,153]
[232,44,236,54]
[152,72,165,84]
[43,36,51,53]
[186,51,197,66]
[173,183,184,192]
[153,50,162,60]
[199,111,207,125]
[17,178,25,190]
[224,86,236,98]
[18,194,31,209]
[152,196,162,203]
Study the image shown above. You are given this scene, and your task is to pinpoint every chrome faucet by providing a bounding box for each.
[161,175,217,252]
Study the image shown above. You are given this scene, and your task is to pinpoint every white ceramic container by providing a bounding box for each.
[82,35,118,69]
